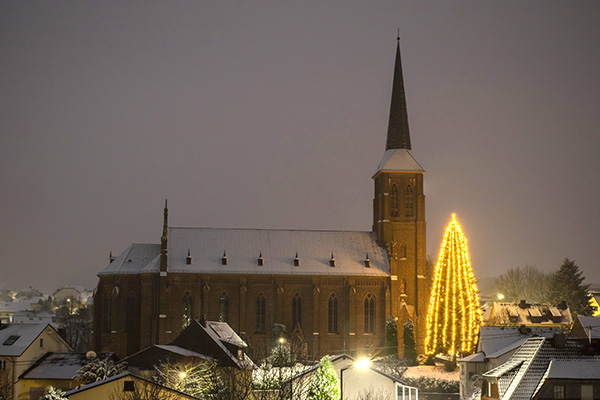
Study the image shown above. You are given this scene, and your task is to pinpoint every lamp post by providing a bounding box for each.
[340,357,370,400]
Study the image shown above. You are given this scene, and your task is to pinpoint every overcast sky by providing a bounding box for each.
[1,1,599,294]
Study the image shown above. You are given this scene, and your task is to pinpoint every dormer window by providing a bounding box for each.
[257,251,264,266]
[221,251,228,265]
[186,249,192,265]
[329,252,335,267]
[364,253,370,268]
[293,252,300,267]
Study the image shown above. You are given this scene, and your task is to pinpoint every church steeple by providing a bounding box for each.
[386,36,411,150]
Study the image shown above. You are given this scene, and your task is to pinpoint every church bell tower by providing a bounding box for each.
[373,38,428,354]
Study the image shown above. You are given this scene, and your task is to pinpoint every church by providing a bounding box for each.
[92,39,430,360]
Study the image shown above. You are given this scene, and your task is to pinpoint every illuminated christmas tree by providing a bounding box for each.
[425,214,481,356]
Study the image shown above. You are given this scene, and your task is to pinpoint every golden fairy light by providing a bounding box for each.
[425,213,481,356]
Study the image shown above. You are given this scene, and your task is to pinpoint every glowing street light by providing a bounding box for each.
[341,357,371,400]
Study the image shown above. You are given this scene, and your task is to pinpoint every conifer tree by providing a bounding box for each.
[42,387,67,400]
[425,214,481,356]
[385,316,398,356]
[309,356,340,400]
[403,320,417,366]
[549,258,595,317]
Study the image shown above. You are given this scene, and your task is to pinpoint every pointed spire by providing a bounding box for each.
[160,199,169,273]
[386,35,411,150]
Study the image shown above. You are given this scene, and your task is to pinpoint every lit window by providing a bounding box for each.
[182,293,193,329]
[553,385,565,399]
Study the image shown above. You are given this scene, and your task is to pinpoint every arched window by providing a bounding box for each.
[391,184,399,217]
[256,293,266,333]
[405,184,414,218]
[182,293,193,329]
[328,294,338,333]
[125,292,139,333]
[292,293,302,330]
[104,297,112,333]
[219,292,230,322]
[364,294,375,333]
[399,242,407,259]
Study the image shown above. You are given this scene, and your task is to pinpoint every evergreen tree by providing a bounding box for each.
[403,320,417,366]
[549,258,595,317]
[74,358,127,384]
[385,316,398,356]
[309,356,340,400]
[42,386,67,400]
[425,214,481,356]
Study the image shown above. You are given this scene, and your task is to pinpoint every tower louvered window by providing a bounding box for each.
[256,293,266,333]
[292,293,302,330]
[364,294,375,333]
[328,294,338,333]
[391,184,399,217]
[405,184,414,218]
[182,293,193,329]
[219,292,229,322]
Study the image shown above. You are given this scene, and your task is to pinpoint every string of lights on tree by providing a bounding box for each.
[425,213,481,356]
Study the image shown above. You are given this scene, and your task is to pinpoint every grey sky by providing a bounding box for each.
[1,2,599,293]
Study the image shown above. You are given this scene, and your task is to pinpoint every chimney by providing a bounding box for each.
[552,333,566,348]
[519,300,528,309]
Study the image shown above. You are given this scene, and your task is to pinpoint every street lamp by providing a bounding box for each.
[340,357,371,400]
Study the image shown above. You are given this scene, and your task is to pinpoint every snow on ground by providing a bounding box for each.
[403,365,459,381]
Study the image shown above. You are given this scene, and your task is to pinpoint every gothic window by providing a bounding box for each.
[256,293,266,333]
[125,292,139,333]
[328,294,338,333]
[405,184,414,218]
[219,292,229,322]
[391,184,399,217]
[364,294,375,333]
[104,297,112,333]
[292,293,302,330]
[182,292,193,329]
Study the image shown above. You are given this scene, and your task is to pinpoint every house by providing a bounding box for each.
[484,301,572,327]
[12,311,56,326]
[17,352,114,400]
[65,372,198,400]
[481,335,600,400]
[0,323,72,400]
[124,320,254,399]
[93,39,431,360]
[284,354,418,400]
[458,326,560,400]
[570,315,600,340]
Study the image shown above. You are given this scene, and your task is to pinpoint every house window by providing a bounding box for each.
[553,385,565,399]
[39,338,43,348]
[405,184,414,218]
[328,294,338,333]
[391,184,399,217]
[292,293,302,330]
[182,293,193,329]
[256,293,266,333]
[123,381,135,392]
[219,292,229,322]
[364,294,375,333]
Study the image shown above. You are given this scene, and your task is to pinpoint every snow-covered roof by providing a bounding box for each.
[153,345,214,360]
[458,352,485,363]
[374,149,424,174]
[100,229,390,277]
[0,323,49,356]
[574,315,600,339]
[483,337,600,400]
[546,359,600,379]
[19,352,113,380]
[477,326,560,357]
[205,321,246,348]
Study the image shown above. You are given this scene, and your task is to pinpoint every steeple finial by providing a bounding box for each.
[385,35,411,150]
